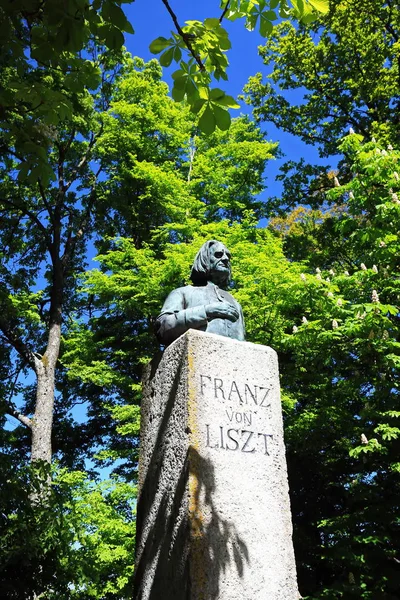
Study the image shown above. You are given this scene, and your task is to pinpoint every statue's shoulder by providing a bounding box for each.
[163,284,195,301]
[168,284,194,295]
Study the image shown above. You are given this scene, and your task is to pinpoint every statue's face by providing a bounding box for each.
[209,242,231,285]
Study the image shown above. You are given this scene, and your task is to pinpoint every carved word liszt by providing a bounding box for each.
[199,375,274,456]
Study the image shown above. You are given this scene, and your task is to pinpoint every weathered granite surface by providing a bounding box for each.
[134,329,299,600]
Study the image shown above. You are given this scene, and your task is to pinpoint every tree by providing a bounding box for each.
[0,0,330,176]
[244,0,400,157]
[0,464,136,599]
[277,135,400,598]
[243,0,400,216]
[238,3,400,595]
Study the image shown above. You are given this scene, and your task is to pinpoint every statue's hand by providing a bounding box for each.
[205,302,239,322]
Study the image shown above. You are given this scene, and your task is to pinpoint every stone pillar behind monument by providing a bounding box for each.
[134,329,299,600]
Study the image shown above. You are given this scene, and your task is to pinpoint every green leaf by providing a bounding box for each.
[17,162,30,181]
[159,47,174,67]
[209,88,226,101]
[214,94,240,108]
[204,18,220,29]
[198,104,216,134]
[105,3,131,32]
[260,15,274,37]
[123,20,134,35]
[100,23,124,49]
[306,0,330,14]
[149,37,172,54]
[245,14,258,31]
[173,46,182,62]
[171,85,185,101]
[213,104,231,131]
[190,98,207,114]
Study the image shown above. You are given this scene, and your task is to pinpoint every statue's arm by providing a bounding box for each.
[155,289,208,345]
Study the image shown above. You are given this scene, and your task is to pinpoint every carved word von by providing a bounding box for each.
[200,375,271,408]
[206,424,273,455]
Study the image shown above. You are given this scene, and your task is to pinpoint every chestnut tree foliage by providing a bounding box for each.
[1,0,400,598]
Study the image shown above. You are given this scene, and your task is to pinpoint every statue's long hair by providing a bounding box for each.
[190,240,231,288]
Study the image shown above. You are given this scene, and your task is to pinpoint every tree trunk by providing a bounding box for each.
[31,253,63,465]
[30,326,60,463]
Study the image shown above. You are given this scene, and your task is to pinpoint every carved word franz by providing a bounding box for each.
[205,424,273,455]
[200,375,271,408]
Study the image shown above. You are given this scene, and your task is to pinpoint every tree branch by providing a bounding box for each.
[38,178,55,225]
[0,196,54,254]
[64,127,102,192]
[5,400,32,429]
[61,169,101,269]
[219,0,231,23]
[0,316,39,372]
[161,0,205,71]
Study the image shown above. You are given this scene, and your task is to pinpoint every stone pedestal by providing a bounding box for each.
[134,330,299,600]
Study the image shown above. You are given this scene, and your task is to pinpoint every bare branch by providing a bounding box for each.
[37,178,55,224]
[0,315,39,372]
[0,196,54,254]
[61,181,99,268]
[64,127,102,192]
[219,0,231,23]
[4,400,32,429]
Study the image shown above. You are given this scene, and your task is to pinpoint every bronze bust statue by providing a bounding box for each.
[156,240,245,346]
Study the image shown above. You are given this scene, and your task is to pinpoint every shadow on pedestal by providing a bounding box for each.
[133,354,249,600]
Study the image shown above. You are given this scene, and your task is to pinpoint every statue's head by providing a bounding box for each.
[190,240,232,288]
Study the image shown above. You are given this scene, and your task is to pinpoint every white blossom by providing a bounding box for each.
[388,144,393,151]
[333,176,340,187]
[349,191,355,200]
[292,325,298,334]
[371,289,379,303]
[316,267,321,274]
[392,192,400,204]
[361,433,369,445]
[360,263,367,270]
[372,264,378,273]
[332,319,339,329]
[329,269,335,276]
[376,148,381,155]
[381,149,388,156]
[344,270,350,276]
[316,273,322,280]
[372,136,376,143]
[326,277,330,282]
[327,292,334,298]
[300,273,307,282]
[349,127,355,135]
[302,316,308,324]
[393,171,399,181]
[337,298,343,307]
[379,240,387,247]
